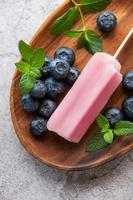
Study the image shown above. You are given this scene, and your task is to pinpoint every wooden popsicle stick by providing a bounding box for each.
[114,28,133,59]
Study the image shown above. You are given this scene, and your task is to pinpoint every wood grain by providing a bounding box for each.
[10,0,133,171]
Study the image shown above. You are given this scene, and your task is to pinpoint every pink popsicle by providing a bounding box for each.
[47,53,122,143]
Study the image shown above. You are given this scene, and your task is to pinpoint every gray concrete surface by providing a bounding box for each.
[0,0,133,199]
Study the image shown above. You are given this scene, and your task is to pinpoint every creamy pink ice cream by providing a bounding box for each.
[47,53,122,143]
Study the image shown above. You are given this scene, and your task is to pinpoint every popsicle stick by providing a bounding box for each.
[114,28,133,59]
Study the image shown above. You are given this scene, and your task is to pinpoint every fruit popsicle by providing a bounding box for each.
[47,53,122,143]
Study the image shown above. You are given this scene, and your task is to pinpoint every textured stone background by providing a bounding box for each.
[0,0,133,199]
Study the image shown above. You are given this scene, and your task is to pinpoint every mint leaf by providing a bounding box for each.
[113,121,133,136]
[86,132,108,152]
[29,68,41,79]
[30,48,44,68]
[19,74,35,95]
[104,130,114,144]
[97,114,110,131]
[77,33,86,48]
[84,30,102,54]
[19,40,33,63]
[80,0,112,13]
[51,8,78,36]
[65,29,84,38]
[114,128,133,136]
[15,61,30,73]
[17,40,44,95]
[78,30,102,54]
[115,121,133,129]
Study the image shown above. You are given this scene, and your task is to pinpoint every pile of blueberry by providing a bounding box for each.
[22,47,80,136]
[104,72,133,127]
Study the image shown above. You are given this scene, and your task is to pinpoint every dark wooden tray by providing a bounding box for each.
[10,0,133,171]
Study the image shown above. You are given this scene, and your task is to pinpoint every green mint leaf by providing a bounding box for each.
[29,68,41,79]
[15,61,30,73]
[51,8,78,36]
[86,132,108,152]
[104,130,114,144]
[96,114,110,131]
[77,30,102,54]
[77,33,86,48]
[84,30,102,54]
[80,0,112,13]
[19,40,33,63]
[19,74,35,95]
[30,48,44,68]
[113,121,133,136]
[65,29,84,38]
[114,128,133,136]
[115,121,133,129]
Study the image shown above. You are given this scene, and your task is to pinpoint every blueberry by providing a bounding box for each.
[123,97,133,119]
[97,11,117,32]
[54,47,75,65]
[66,66,80,84]
[31,80,47,99]
[49,58,70,80]
[45,77,65,99]
[30,117,48,136]
[104,108,125,127]
[41,66,50,78]
[123,72,133,90]
[22,94,39,113]
[39,99,57,118]
[40,56,52,78]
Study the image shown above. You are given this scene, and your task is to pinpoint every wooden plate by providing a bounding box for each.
[10,0,133,171]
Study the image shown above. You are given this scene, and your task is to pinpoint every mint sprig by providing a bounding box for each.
[15,40,45,95]
[51,0,112,54]
[87,114,133,152]
[66,29,102,53]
